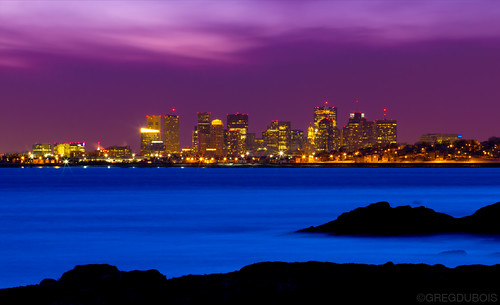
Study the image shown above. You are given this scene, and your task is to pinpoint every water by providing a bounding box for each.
[0,167,499,288]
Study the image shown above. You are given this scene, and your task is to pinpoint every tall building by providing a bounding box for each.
[226,113,248,156]
[314,105,337,129]
[290,130,304,153]
[163,114,180,154]
[191,127,199,154]
[208,119,225,157]
[32,143,52,157]
[374,119,397,147]
[140,128,161,156]
[146,115,162,139]
[263,120,291,154]
[197,112,211,155]
[342,112,374,152]
[315,118,339,152]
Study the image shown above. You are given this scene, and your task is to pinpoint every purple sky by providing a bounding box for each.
[1,1,500,153]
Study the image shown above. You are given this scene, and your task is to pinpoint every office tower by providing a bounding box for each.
[163,114,180,154]
[419,133,461,145]
[32,143,52,157]
[192,127,199,154]
[146,115,162,139]
[374,119,397,147]
[246,132,256,154]
[315,118,338,152]
[140,128,161,156]
[53,142,86,158]
[197,112,211,155]
[263,120,291,154]
[226,113,248,156]
[290,130,304,152]
[314,105,337,129]
[208,119,225,157]
[342,112,374,152]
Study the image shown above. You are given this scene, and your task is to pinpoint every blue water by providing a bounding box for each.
[0,167,499,288]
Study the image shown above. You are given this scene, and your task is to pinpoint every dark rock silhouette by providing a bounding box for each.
[298,201,500,235]
[1,262,500,305]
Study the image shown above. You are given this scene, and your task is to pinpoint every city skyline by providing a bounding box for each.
[1,1,500,153]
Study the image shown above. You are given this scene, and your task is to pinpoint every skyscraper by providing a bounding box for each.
[290,129,304,152]
[146,115,162,139]
[342,112,373,152]
[314,105,337,129]
[163,114,180,154]
[226,113,248,156]
[209,119,225,157]
[140,128,161,156]
[316,118,338,152]
[263,120,291,154]
[197,112,211,155]
[374,119,397,147]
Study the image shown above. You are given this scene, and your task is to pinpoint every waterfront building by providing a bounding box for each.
[32,143,52,157]
[53,142,86,158]
[140,128,160,156]
[106,145,132,157]
[419,133,461,145]
[315,118,338,152]
[163,114,180,154]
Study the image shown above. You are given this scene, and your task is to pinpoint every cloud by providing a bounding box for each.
[1,0,500,67]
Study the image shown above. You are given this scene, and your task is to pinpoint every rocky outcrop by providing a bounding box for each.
[1,262,499,305]
[298,201,500,235]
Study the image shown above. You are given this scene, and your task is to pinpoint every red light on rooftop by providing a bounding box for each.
[172,108,176,112]
[325,100,328,105]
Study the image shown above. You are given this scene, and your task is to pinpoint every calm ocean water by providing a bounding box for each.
[0,167,499,288]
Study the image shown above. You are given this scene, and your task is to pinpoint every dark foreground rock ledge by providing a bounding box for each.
[1,262,500,305]
[298,201,500,235]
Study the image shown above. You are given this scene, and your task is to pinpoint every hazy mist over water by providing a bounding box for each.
[0,167,499,288]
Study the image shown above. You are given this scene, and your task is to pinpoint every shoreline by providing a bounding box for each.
[1,262,499,304]
[1,162,500,168]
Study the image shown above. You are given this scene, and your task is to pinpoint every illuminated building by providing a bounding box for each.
[140,128,160,156]
[106,146,132,157]
[197,112,211,155]
[263,120,291,154]
[53,142,86,158]
[316,118,339,152]
[191,127,199,154]
[209,119,225,156]
[342,112,373,152]
[290,130,304,152]
[419,133,462,144]
[146,115,162,139]
[374,119,397,147]
[163,114,180,154]
[32,143,52,157]
[226,113,248,156]
[314,104,337,129]
[246,132,256,154]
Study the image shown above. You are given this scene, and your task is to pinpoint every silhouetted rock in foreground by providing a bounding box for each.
[298,201,500,235]
[1,262,499,305]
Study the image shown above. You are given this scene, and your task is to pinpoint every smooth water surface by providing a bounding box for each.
[0,167,499,288]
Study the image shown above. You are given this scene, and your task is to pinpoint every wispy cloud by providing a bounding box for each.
[1,0,499,68]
